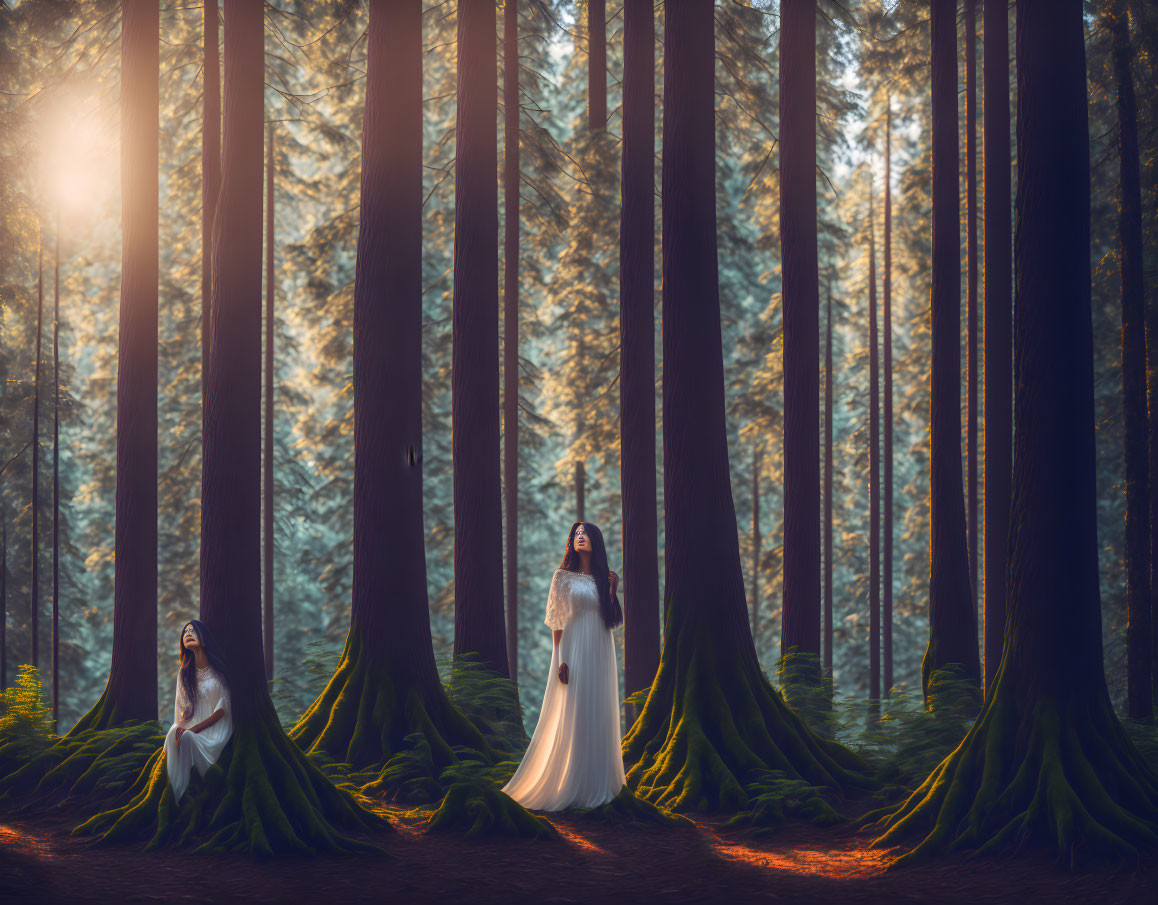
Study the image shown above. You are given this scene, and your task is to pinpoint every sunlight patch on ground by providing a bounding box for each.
[708,837,890,879]
[552,824,611,855]
[0,822,57,858]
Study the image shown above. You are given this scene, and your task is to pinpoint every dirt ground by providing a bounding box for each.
[0,805,1154,905]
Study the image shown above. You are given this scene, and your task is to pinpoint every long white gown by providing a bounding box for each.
[502,568,626,810]
[164,665,233,804]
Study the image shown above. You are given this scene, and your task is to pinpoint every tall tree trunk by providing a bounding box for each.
[922,0,980,702]
[503,0,520,684]
[576,460,585,521]
[79,3,382,855]
[52,218,60,728]
[72,0,159,730]
[292,0,492,770]
[620,0,660,706]
[779,0,822,686]
[202,0,219,428]
[31,240,42,669]
[965,0,979,618]
[0,515,5,690]
[824,286,834,675]
[1112,0,1153,720]
[883,104,894,699]
[867,0,1158,862]
[451,0,508,677]
[588,0,606,132]
[751,447,761,647]
[622,0,871,810]
[263,122,274,683]
[868,188,880,716]
[982,0,1011,697]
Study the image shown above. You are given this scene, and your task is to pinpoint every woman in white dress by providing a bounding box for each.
[503,521,626,810]
[164,619,233,803]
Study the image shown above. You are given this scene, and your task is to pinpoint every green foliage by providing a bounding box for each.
[426,780,557,840]
[270,639,341,728]
[1122,717,1158,771]
[776,649,840,739]
[851,664,981,793]
[441,654,528,756]
[726,769,845,836]
[569,785,692,826]
[0,666,56,769]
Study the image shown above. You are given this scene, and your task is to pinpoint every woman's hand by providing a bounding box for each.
[175,726,186,751]
[558,662,569,684]
[608,570,619,596]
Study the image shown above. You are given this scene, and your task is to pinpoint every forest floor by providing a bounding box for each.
[0,803,1154,905]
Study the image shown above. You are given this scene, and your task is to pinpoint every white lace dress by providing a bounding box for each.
[502,568,626,810]
[164,666,233,803]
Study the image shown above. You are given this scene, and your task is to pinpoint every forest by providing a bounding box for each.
[0,0,1157,903]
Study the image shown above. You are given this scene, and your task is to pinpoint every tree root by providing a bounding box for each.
[624,627,876,812]
[863,691,1158,868]
[291,628,493,770]
[0,722,162,811]
[569,786,693,826]
[72,703,390,858]
[426,781,558,839]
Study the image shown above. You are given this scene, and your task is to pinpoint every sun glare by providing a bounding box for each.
[36,82,116,227]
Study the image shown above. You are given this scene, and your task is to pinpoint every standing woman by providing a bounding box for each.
[503,521,626,810]
[164,620,233,803]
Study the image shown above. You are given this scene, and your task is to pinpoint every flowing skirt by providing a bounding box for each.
[502,607,625,810]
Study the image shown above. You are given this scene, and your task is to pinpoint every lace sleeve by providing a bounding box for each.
[174,676,189,724]
[544,570,569,630]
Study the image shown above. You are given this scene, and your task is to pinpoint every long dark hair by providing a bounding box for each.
[559,521,623,630]
[178,619,229,721]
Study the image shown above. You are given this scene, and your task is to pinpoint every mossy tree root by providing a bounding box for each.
[426,782,558,839]
[0,722,162,810]
[73,705,390,858]
[290,628,493,772]
[623,628,876,813]
[863,691,1158,868]
[570,786,694,826]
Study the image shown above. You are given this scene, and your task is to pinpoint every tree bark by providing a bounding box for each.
[588,0,606,132]
[31,239,42,669]
[779,0,822,682]
[451,0,508,677]
[1111,0,1153,720]
[868,188,880,714]
[263,122,274,683]
[622,0,872,810]
[751,448,761,647]
[982,0,1011,697]
[73,0,159,729]
[883,105,894,699]
[292,0,492,769]
[965,0,979,619]
[867,0,1158,863]
[503,0,520,684]
[824,286,834,675]
[202,0,219,433]
[923,0,980,701]
[620,0,660,704]
[52,218,60,728]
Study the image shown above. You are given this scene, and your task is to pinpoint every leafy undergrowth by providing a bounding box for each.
[725,769,845,836]
[570,785,691,826]
[0,666,56,772]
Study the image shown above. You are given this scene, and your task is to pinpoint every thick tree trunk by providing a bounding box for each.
[965,0,979,618]
[922,0,980,702]
[883,105,894,699]
[202,0,219,425]
[779,0,822,683]
[824,287,834,675]
[451,0,508,678]
[0,515,5,689]
[503,0,520,684]
[1112,0,1153,720]
[73,1,159,730]
[982,0,1011,698]
[263,122,274,683]
[869,190,880,715]
[76,1,383,857]
[622,0,871,811]
[620,0,660,704]
[292,0,492,770]
[588,0,606,133]
[866,0,1158,864]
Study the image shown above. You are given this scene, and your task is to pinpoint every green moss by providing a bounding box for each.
[863,692,1158,868]
[569,786,693,826]
[725,769,844,836]
[426,781,558,839]
[73,704,389,859]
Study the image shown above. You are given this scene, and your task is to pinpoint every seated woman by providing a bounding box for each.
[164,619,233,803]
